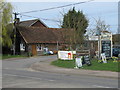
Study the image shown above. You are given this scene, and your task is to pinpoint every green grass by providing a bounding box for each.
[2,54,27,60]
[52,59,75,68]
[51,59,120,72]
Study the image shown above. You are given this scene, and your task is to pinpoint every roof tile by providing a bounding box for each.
[17,26,67,44]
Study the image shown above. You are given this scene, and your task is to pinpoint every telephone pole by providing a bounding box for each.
[57,41,59,51]
[97,27,101,60]
[13,12,18,55]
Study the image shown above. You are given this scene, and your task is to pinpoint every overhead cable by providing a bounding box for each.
[20,0,94,14]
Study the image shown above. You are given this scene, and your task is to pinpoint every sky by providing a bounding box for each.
[8,0,118,34]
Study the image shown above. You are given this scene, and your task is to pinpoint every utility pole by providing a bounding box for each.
[97,27,101,60]
[13,12,18,55]
[57,41,59,51]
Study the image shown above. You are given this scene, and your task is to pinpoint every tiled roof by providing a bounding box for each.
[17,26,67,44]
[19,19,47,27]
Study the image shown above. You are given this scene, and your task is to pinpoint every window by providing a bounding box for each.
[20,43,25,51]
[37,44,43,51]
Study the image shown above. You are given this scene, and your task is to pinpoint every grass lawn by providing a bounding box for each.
[2,54,27,60]
[51,59,120,72]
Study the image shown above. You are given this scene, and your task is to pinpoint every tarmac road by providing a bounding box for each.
[2,55,119,88]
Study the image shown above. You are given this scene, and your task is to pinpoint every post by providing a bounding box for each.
[98,35,101,60]
[13,12,18,55]
[111,33,113,57]
[98,27,101,60]
[57,41,59,51]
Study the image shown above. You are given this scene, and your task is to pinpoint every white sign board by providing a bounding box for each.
[58,51,76,60]
[101,34,112,41]
[101,53,107,63]
[89,31,112,41]
[75,57,83,68]
[89,36,98,41]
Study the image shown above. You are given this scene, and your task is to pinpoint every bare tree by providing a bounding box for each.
[95,18,110,34]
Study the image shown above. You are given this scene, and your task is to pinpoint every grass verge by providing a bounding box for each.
[51,59,120,72]
[2,54,27,60]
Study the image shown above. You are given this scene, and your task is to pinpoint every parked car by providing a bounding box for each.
[113,48,120,57]
[48,51,54,55]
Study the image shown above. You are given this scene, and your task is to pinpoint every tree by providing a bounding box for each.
[86,18,110,37]
[95,18,110,35]
[0,0,13,47]
[61,7,89,50]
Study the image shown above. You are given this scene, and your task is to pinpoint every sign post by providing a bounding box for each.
[89,31,113,58]
[101,31,112,57]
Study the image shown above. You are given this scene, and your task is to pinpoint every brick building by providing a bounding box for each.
[16,26,67,56]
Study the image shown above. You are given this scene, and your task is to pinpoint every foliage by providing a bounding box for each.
[0,0,13,47]
[111,56,118,62]
[87,18,110,36]
[61,7,89,50]
[51,59,120,72]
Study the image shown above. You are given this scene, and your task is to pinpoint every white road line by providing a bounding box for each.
[48,80,55,82]
[93,85,112,88]
[3,74,42,80]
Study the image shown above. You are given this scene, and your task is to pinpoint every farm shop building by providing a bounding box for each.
[15,26,68,56]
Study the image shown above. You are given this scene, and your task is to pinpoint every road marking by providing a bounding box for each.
[48,80,55,82]
[93,85,112,88]
[4,74,42,80]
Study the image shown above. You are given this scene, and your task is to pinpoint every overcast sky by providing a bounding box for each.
[10,1,118,34]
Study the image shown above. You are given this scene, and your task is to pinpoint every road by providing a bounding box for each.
[2,55,118,88]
